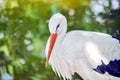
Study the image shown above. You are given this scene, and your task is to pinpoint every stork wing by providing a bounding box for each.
[62,30,120,78]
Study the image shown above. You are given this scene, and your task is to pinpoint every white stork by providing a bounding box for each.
[45,13,120,80]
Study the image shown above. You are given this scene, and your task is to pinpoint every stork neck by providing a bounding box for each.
[57,25,67,42]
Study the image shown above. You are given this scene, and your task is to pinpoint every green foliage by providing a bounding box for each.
[0,0,119,80]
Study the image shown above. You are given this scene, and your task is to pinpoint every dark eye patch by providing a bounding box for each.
[56,24,60,30]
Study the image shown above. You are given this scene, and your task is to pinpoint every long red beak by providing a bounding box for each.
[46,33,57,66]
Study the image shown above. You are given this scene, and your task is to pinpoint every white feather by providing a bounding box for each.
[45,13,120,80]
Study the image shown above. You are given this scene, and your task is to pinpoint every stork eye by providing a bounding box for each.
[56,24,60,30]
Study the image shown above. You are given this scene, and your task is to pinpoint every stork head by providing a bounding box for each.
[46,13,67,66]
[48,13,67,35]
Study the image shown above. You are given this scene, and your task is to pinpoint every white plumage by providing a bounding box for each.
[45,13,120,80]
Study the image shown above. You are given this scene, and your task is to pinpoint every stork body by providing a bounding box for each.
[45,13,120,80]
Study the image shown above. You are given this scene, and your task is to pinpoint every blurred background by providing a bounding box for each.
[0,0,120,80]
